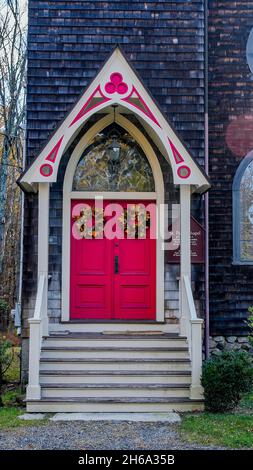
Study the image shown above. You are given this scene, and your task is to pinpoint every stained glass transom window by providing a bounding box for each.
[72,129,155,192]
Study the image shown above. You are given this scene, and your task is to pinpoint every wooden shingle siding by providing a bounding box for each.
[26,0,205,165]
[209,1,253,335]
[22,1,205,335]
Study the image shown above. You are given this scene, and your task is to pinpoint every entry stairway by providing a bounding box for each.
[26,331,204,412]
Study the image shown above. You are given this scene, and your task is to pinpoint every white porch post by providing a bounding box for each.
[190,318,204,399]
[27,183,49,400]
[180,185,191,338]
[37,182,49,337]
[27,318,42,399]
[179,185,203,400]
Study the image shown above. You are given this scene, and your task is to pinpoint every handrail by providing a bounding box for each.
[183,274,204,400]
[183,275,197,320]
[33,274,46,320]
[26,274,48,400]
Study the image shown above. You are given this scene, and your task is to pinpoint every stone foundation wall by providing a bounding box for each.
[210,336,252,356]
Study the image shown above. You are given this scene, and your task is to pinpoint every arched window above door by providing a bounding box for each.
[72,126,155,192]
[233,150,253,264]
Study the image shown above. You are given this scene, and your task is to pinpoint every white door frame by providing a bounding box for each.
[61,114,165,322]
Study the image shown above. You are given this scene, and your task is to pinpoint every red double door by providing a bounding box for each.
[70,200,156,320]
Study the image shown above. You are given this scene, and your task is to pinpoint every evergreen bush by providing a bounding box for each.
[201,350,253,412]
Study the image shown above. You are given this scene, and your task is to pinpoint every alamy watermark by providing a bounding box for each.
[72,197,181,251]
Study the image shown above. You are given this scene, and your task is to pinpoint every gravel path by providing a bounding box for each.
[0,421,224,450]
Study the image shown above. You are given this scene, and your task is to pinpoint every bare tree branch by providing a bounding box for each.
[0,0,27,274]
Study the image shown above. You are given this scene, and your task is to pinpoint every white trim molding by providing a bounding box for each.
[183,275,204,400]
[37,183,49,336]
[233,150,253,265]
[62,115,165,322]
[19,47,210,193]
[179,185,191,338]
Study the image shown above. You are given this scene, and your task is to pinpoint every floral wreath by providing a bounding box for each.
[73,205,151,239]
[73,206,104,239]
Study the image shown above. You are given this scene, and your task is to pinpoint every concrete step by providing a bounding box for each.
[48,332,184,338]
[41,383,190,399]
[39,370,192,385]
[27,397,204,413]
[40,358,191,372]
[45,334,187,349]
[40,346,189,360]
[49,324,180,334]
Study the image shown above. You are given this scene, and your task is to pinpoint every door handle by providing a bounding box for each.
[114,255,119,274]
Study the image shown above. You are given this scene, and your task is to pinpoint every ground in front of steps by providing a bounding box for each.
[0,420,225,450]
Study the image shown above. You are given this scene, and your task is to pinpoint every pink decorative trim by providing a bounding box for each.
[122,86,161,128]
[168,138,184,164]
[69,85,111,128]
[105,72,128,95]
[177,165,191,179]
[40,163,53,177]
[45,135,64,163]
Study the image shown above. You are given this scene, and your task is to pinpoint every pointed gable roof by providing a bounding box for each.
[19,47,210,193]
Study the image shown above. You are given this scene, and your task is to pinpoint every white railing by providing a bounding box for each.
[26,274,48,400]
[182,275,204,400]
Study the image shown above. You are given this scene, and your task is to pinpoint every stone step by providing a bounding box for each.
[26,397,204,413]
[41,383,190,399]
[40,358,191,372]
[39,370,192,385]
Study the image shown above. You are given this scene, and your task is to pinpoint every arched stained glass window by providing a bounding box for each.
[72,127,155,192]
[233,150,253,264]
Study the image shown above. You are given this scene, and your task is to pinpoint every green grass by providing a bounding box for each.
[0,407,49,429]
[0,388,49,430]
[180,412,253,448]
[0,346,50,430]
[2,387,24,406]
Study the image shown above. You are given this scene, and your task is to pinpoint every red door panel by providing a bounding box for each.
[119,239,150,275]
[70,199,156,320]
[114,219,156,320]
[76,238,108,275]
[70,202,113,319]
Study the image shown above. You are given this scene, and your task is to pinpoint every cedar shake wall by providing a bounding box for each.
[27,0,205,166]
[22,1,205,340]
[209,1,253,336]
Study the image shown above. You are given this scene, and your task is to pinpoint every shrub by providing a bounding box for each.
[4,330,21,348]
[247,307,253,348]
[0,299,10,330]
[0,299,9,316]
[201,350,253,412]
[0,335,13,407]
